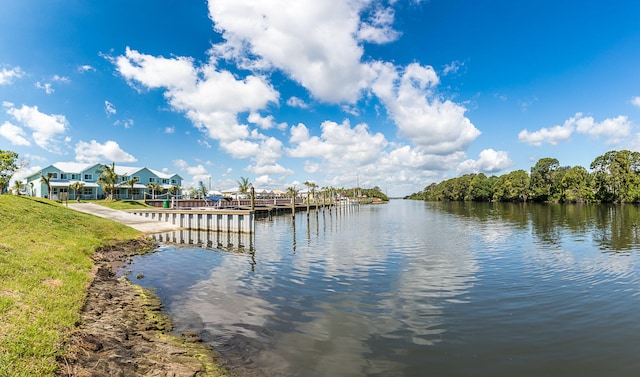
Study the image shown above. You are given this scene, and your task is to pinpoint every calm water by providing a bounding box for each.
[125,200,640,376]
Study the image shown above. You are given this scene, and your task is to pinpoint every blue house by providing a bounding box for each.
[25,162,183,200]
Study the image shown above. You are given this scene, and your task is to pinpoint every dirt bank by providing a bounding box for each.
[57,239,236,377]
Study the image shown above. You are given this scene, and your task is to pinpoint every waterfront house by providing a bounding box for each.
[25,162,182,200]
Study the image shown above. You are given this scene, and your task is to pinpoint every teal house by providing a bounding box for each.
[25,162,183,200]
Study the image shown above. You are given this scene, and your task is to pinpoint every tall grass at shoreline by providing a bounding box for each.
[0,195,140,376]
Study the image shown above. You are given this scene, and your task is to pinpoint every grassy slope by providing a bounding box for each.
[0,195,140,376]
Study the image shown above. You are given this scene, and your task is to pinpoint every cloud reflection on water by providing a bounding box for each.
[152,203,480,376]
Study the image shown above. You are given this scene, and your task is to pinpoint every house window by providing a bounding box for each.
[133,176,140,182]
[171,179,176,185]
[71,174,80,180]
[60,173,67,179]
[162,179,169,184]
[82,188,92,196]
[84,174,92,181]
[49,172,58,179]
[149,178,154,183]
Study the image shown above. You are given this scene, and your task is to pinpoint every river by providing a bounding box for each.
[124,200,640,376]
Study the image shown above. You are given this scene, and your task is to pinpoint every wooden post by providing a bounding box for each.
[250,186,255,211]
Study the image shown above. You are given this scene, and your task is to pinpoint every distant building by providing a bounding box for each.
[25,162,182,200]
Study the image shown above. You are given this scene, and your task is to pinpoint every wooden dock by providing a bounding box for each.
[127,208,255,233]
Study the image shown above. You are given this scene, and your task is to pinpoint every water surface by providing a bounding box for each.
[126,200,640,376]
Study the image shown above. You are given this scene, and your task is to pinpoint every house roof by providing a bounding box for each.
[114,166,143,176]
[52,162,101,173]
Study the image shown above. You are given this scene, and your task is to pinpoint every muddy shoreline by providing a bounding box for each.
[56,238,236,376]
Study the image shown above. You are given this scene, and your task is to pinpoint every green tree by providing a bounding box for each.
[237,176,250,195]
[168,185,181,196]
[69,181,85,202]
[12,180,23,195]
[40,172,55,199]
[237,176,251,204]
[493,170,530,202]
[146,183,163,199]
[198,182,207,199]
[96,162,118,200]
[561,166,592,202]
[468,173,494,201]
[286,185,299,202]
[529,157,560,202]
[303,181,318,203]
[0,150,26,194]
[591,150,640,202]
[124,176,140,200]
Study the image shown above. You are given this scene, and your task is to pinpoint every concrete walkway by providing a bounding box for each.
[67,203,180,233]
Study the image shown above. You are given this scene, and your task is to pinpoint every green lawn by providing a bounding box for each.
[92,199,150,210]
[0,195,140,376]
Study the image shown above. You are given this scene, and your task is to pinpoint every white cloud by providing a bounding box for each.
[382,146,464,171]
[0,121,31,146]
[52,75,70,83]
[36,81,54,94]
[518,123,573,146]
[247,112,275,129]
[0,66,24,85]
[356,6,400,44]
[4,104,69,152]
[115,47,278,142]
[208,0,381,103]
[456,149,513,175]
[519,112,631,146]
[173,159,189,170]
[34,75,70,95]
[574,114,631,144]
[286,96,309,108]
[75,140,137,163]
[304,161,320,173]
[164,126,175,134]
[288,120,387,167]
[105,101,117,117]
[77,65,96,73]
[186,164,209,176]
[631,96,640,107]
[198,139,212,148]
[442,60,464,76]
[114,118,134,129]
[246,163,293,176]
[372,62,480,154]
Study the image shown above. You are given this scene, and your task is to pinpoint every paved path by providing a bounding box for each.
[67,203,180,233]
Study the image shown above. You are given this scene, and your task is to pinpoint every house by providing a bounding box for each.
[25,162,183,200]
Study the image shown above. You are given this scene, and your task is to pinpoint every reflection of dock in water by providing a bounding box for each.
[150,229,254,253]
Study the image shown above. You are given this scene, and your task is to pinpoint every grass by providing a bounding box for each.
[91,199,151,210]
[0,195,140,376]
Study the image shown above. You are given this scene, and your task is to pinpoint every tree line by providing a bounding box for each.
[405,150,640,203]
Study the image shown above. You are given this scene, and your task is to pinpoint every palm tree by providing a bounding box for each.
[12,180,23,195]
[237,176,251,205]
[287,185,299,218]
[40,172,55,199]
[96,162,118,200]
[168,185,181,197]
[69,181,85,202]
[146,183,163,199]
[124,176,139,200]
[286,185,299,203]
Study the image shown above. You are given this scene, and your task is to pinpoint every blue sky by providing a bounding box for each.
[1,0,639,196]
